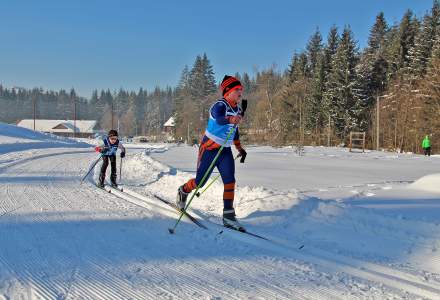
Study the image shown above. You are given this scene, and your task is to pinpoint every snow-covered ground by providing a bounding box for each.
[1,122,440,299]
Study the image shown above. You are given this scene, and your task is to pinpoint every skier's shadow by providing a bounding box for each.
[0,210,276,298]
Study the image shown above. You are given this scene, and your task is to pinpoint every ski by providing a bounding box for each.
[96,184,111,193]
[153,194,283,243]
[96,187,304,249]
[219,225,269,241]
[96,184,124,195]
[153,195,273,241]
[152,194,208,230]
[220,226,304,249]
[110,185,124,192]
[209,215,305,249]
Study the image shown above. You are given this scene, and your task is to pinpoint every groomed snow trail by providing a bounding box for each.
[1,140,440,298]
[0,149,368,299]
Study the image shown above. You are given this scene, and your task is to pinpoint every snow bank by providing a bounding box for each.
[127,149,440,275]
[0,123,92,168]
[97,151,171,185]
[408,173,440,193]
[0,122,82,144]
[0,122,91,149]
[124,143,169,153]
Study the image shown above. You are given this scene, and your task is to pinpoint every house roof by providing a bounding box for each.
[17,119,97,133]
[163,116,175,127]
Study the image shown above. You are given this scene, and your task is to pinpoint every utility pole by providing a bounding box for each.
[376,81,385,151]
[33,96,36,131]
[73,97,76,138]
[299,97,303,144]
[187,123,190,144]
[376,94,380,151]
[111,101,114,130]
[327,114,331,147]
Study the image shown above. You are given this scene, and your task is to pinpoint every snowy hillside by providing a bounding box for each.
[0,122,91,160]
[1,124,440,299]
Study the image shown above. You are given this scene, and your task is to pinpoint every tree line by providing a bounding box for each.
[0,85,173,137]
[175,1,440,153]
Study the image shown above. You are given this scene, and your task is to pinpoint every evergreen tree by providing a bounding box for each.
[409,1,440,77]
[357,12,389,109]
[288,52,308,81]
[241,72,253,95]
[280,51,310,143]
[324,25,340,71]
[319,26,340,137]
[368,12,388,52]
[326,26,364,139]
[174,65,193,139]
[400,10,420,71]
[202,53,217,95]
[188,53,217,130]
[306,53,326,132]
[189,54,217,101]
[306,28,323,75]
[304,28,328,134]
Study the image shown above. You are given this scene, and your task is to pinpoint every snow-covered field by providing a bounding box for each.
[1,122,440,299]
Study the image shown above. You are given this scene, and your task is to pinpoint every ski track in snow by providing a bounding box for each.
[0,152,151,299]
[113,186,440,299]
[1,137,440,298]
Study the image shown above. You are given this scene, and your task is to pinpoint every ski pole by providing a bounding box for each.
[119,156,123,184]
[169,125,237,234]
[195,154,240,198]
[80,155,103,184]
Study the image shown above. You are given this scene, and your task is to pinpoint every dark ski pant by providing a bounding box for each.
[183,146,235,210]
[100,155,117,184]
[424,147,431,156]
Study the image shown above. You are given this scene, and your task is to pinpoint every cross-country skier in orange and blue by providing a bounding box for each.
[176,75,247,230]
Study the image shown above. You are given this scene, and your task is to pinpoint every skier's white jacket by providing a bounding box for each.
[205,98,241,147]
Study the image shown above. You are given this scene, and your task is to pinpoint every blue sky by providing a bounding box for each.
[0,0,434,98]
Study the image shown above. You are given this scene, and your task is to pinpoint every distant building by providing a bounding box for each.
[163,116,175,142]
[163,116,175,133]
[16,119,97,138]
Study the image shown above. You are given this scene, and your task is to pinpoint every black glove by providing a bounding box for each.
[120,151,126,158]
[238,148,247,163]
[241,99,248,117]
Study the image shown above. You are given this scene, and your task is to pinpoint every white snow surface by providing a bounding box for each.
[409,173,440,194]
[1,123,440,299]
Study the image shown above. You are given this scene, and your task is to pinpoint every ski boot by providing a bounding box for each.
[98,173,105,188]
[110,173,118,188]
[176,185,189,210]
[223,208,245,232]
